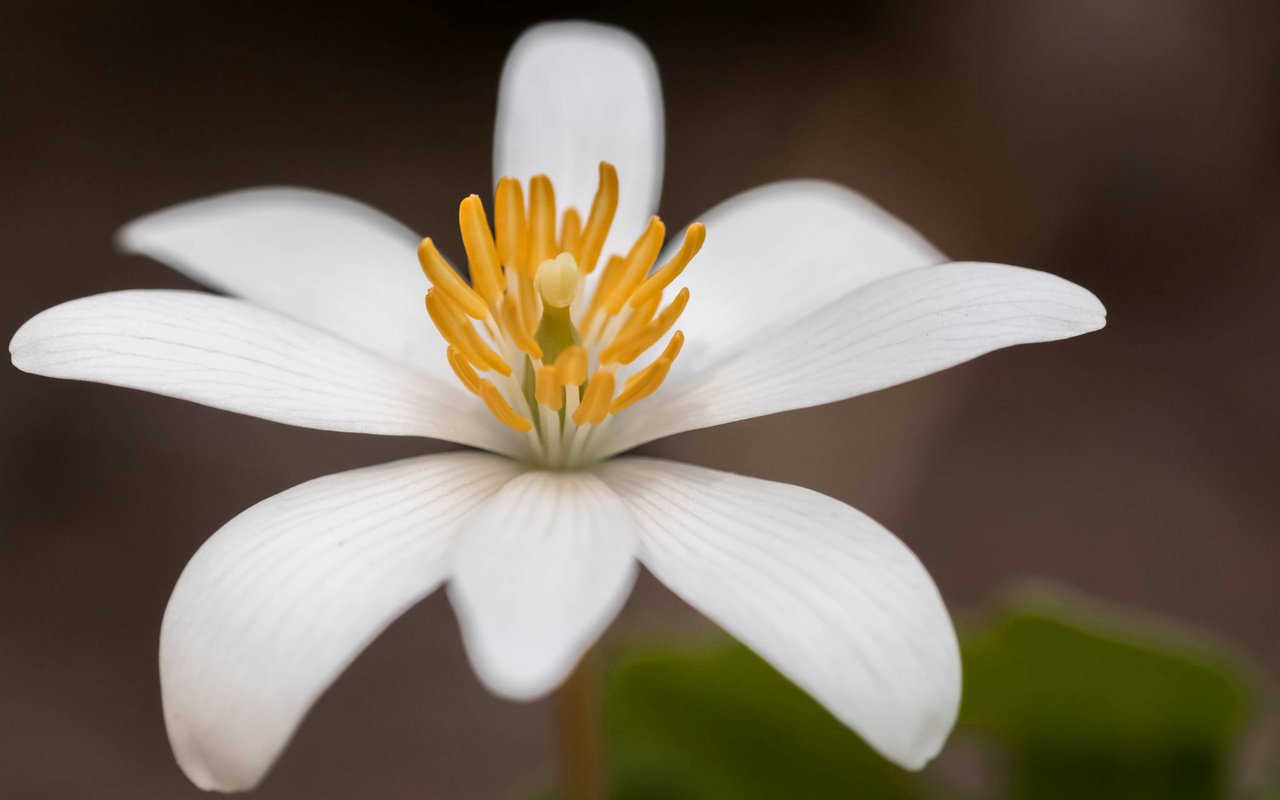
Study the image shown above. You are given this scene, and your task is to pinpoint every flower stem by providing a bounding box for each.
[554,648,608,800]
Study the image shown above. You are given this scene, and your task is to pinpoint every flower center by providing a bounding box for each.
[418,162,704,467]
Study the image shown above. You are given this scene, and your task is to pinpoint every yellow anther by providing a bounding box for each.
[572,370,615,426]
[575,162,619,274]
[478,380,533,432]
[534,365,563,411]
[610,331,685,414]
[425,290,512,376]
[560,208,582,255]
[630,222,705,308]
[585,254,625,326]
[617,291,660,341]
[516,270,539,335]
[555,345,588,386]
[611,359,672,414]
[418,239,489,319]
[535,252,580,308]
[601,287,690,365]
[500,295,542,359]
[458,195,505,304]
[495,177,528,270]
[603,216,665,315]
[446,346,483,395]
[528,175,557,271]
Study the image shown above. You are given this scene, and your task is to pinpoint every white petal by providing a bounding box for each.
[161,452,522,791]
[605,262,1105,454]
[600,457,961,770]
[494,22,663,254]
[118,186,452,380]
[670,180,943,373]
[10,290,517,455]
[448,470,637,700]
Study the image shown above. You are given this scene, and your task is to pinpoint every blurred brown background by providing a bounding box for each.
[3,1,1278,797]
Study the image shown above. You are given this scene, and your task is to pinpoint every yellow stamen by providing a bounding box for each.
[601,287,689,365]
[630,223,705,308]
[602,216,665,315]
[515,270,539,335]
[500,295,542,359]
[610,331,684,413]
[418,239,489,319]
[575,162,618,274]
[479,380,532,431]
[535,365,563,411]
[585,254,626,326]
[560,208,582,255]
[528,175,557,271]
[425,290,512,376]
[495,177,528,270]
[446,346,483,395]
[459,195,504,304]
[555,345,588,386]
[535,252,580,309]
[573,370,615,425]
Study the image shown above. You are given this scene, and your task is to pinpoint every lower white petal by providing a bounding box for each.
[605,262,1105,454]
[161,452,522,791]
[10,290,517,455]
[448,470,638,700]
[600,457,961,770]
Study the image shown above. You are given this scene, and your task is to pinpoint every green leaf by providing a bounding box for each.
[959,583,1253,800]
[603,637,921,800]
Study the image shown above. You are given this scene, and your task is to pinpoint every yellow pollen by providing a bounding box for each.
[500,295,542,359]
[418,164,703,463]
[446,346,483,395]
[418,239,488,319]
[528,175,557,270]
[479,380,532,432]
[534,364,563,411]
[555,345,588,386]
[458,196,505,304]
[573,370,615,426]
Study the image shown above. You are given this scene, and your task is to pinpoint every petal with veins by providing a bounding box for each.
[605,262,1106,454]
[118,186,454,381]
[667,180,943,374]
[601,457,961,770]
[161,452,523,791]
[10,290,517,455]
[494,21,663,255]
[449,470,638,700]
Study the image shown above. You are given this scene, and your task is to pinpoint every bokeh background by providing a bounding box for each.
[3,1,1278,798]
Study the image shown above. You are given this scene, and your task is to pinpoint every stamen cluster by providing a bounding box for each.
[418,162,704,467]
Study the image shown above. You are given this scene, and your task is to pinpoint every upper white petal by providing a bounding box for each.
[10,289,517,455]
[600,457,961,770]
[494,21,663,254]
[161,452,522,791]
[669,180,943,374]
[448,470,638,700]
[117,187,453,381]
[605,262,1106,454]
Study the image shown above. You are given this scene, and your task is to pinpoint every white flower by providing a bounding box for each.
[9,20,1105,794]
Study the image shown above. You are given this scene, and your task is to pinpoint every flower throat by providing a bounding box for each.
[418,163,704,467]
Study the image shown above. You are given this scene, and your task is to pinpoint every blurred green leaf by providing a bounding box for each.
[960,584,1253,800]
[535,584,1258,799]
[604,638,920,800]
